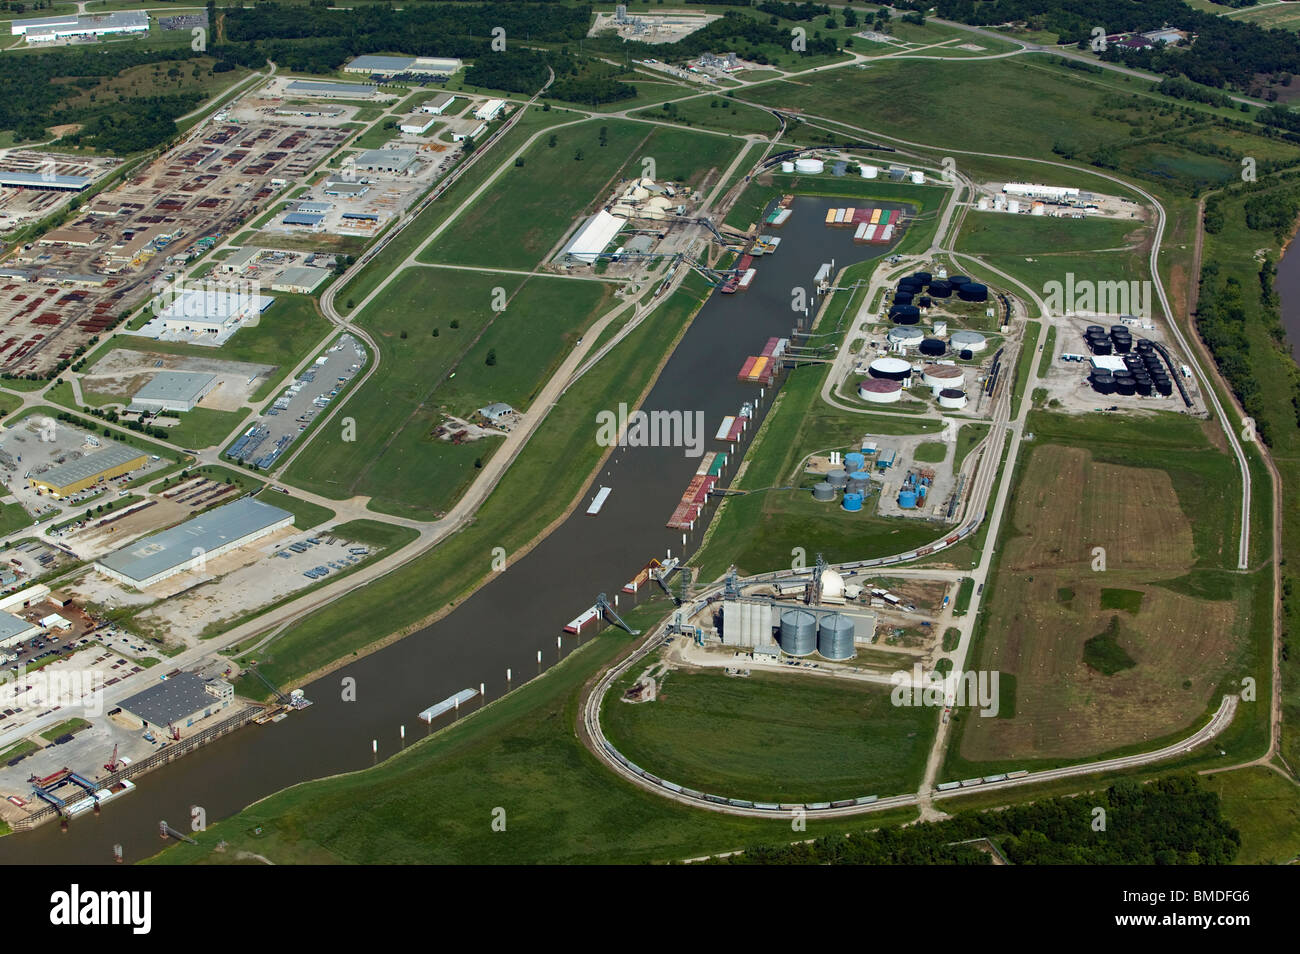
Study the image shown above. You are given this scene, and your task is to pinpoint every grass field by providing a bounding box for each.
[633,96,781,137]
[955,214,1145,257]
[283,269,613,519]
[950,412,1256,771]
[603,664,936,803]
[420,121,743,270]
[253,488,334,530]
[0,501,33,536]
[151,621,919,865]
[1202,766,1300,865]
[236,275,708,692]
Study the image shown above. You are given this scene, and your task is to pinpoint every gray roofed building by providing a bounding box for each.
[0,611,41,650]
[271,265,330,294]
[94,497,294,589]
[130,371,218,414]
[0,170,91,191]
[478,402,515,422]
[29,442,147,497]
[285,79,379,99]
[350,148,417,174]
[119,671,235,730]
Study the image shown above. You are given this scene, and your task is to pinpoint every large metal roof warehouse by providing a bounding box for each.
[118,671,235,731]
[560,210,627,264]
[0,611,42,650]
[29,442,147,498]
[94,497,294,589]
[129,370,218,414]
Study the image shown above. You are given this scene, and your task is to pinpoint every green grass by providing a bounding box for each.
[420,121,743,270]
[953,423,990,473]
[942,627,961,652]
[0,501,34,536]
[1010,321,1040,418]
[603,666,937,803]
[253,488,334,530]
[953,577,974,616]
[234,274,709,692]
[1037,325,1057,377]
[150,626,919,865]
[39,717,91,742]
[1082,616,1137,676]
[1099,587,1144,614]
[0,739,38,763]
[633,96,782,137]
[149,464,262,495]
[955,213,1145,256]
[283,269,612,519]
[328,519,418,551]
[912,441,948,464]
[1201,766,1300,865]
[158,407,251,452]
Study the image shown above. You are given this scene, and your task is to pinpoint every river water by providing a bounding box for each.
[0,196,901,864]
[1276,239,1300,364]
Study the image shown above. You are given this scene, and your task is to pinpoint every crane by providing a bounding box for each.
[103,743,119,773]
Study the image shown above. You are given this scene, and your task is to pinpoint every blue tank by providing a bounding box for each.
[898,489,918,509]
[849,469,871,482]
[844,452,866,472]
[842,492,864,512]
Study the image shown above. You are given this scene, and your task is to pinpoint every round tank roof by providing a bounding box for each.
[887,326,924,343]
[950,330,986,346]
[922,363,963,379]
[858,377,903,392]
[869,357,912,377]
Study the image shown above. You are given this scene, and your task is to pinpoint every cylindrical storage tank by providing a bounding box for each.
[918,295,933,309]
[911,271,932,285]
[898,489,918,509]
[858,378,903,403]
[922,363,965,389]
[845,452,866,472]
[847,477,870,495]
[842,491,863,513]
[826,468,849,488]
[1123,355,1144,372]
[890,306,921,324]
[1086,325,1106,336]
[887,325,924,347]
[812,481,836,502]
[860,163,879,179]
[957,282,988,302]
[1134,377,1153,396]
[977,196,991,210]
[919,338,946,357]
[1155,377,1173,396]
[1089,338,1112,355]
[781,160,795,173]
[869,356,912,380]
[1136,338,1154,353]
[1090,371,1115,394]
[1114,377,1136,396]
[927,280,952,298]
[1109,324,1129,335]
[794,158,824,174]
[817,613,856,661]
[959,349,973,360]
[950,330,986,353]
[779,609,817,657]
[893,291,915,306]
[948,274,970,287]
[938,387,967,409]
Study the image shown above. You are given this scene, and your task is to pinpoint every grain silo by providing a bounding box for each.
[817,613,856,660]
[779,609,817,656]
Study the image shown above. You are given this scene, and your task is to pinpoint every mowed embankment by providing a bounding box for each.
[957,437,1245,765]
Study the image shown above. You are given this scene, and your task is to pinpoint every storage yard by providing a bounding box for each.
[0,110,350,375]
[80,349,274,411]
[0,151,120,231]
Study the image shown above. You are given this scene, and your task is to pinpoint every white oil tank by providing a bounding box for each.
[795,158,825,174]
[1008,199,1021,214]
[781,160,795,173]
[976,196,990,210]
[860,163,879,179]
[910,170,925,184]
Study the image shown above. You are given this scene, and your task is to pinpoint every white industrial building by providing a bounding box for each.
[130,370,219,414]
[12,10,148,42]
[560,210,626,264]
[474,99,507,122]
[349,149,418,174]
[271,266,331,294]
[285,79,379,100]
[343,54,462,77]
[94,497,294,589]
[1002,182,1080,201]
[421,93,459,115]
[399,114,437,135]
[451,123,487,142]
[129,286,276,346]
[0,611,42,650]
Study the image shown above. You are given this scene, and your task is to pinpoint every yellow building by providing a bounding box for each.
[29,443,147,498]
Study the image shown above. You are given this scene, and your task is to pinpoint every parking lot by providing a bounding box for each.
[227,333,366,469]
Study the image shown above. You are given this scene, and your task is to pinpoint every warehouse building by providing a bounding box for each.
[1002,182,1080,201]
[322,179,370,199]
[0,611,42,650]
[474,99,507,122]
[285,79,379,100]
[219,247,261,274]
[94,497,294,589]
[29,442,147,498]
[12,10,148,42]
[271,265,330,294]
[0,170,91,192]
[399,114,437,135]
[146,287,276,342]
[560,210,626,264]
[350,149,418,174]
[129,371,218,414]
[118,672,235,732]
[421,92,459,115]
[343,54,462,77]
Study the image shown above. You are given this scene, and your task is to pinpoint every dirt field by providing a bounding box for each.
[82,348,273,411]
[958,443,1239,762]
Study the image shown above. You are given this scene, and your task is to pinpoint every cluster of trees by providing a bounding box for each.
[709,776,1240,865]
[755,2,832,22]
[1156,76,1237,109]
[1197,263,1274,444]
[898,0,1300,91]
